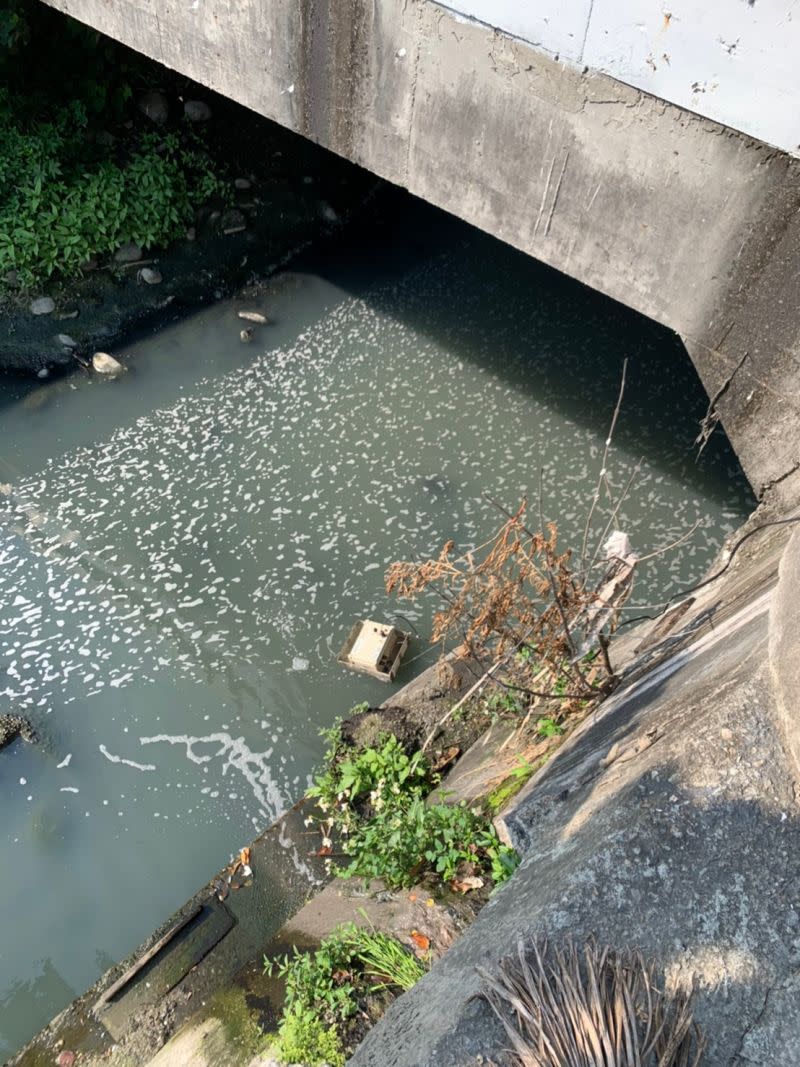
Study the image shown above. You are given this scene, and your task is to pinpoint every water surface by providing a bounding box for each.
[0,201,753,1058]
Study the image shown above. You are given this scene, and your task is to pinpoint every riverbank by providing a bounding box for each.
[12,499,799,1067]
[0,88,376,377]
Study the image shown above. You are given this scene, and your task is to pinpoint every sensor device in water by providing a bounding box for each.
[337,620,410,682]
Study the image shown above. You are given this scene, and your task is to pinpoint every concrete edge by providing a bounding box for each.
[768,526,800,785]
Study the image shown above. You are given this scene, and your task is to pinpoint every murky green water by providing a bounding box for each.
[0,199,753,1058]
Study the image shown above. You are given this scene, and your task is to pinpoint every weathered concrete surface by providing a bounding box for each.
[769,529,800,784]
[351,528,800,1065]
[40,0,800,497]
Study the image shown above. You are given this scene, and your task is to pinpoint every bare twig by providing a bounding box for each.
[580,359,628,575]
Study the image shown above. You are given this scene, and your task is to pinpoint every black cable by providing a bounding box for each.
[617,512,800,630]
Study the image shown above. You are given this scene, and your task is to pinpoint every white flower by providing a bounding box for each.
[322,836,332,849]
[304,817,314,828]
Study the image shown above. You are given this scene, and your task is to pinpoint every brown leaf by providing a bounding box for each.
[432,746,460,772]
[451,875,485,894]
[316,844,332,856]
[410,930,430,952]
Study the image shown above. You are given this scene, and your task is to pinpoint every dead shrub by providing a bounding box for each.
[477,938,705,1067]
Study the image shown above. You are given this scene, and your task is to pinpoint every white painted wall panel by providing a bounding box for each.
[444,0,800,155]
[584,0,800,155]
[442,0,591,63]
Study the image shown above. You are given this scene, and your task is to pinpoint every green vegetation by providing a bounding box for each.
[265,922,425,1066]
[307,732,518,890]
[536,716,564,738]
[0,2,223,288]
[484,689,524,716]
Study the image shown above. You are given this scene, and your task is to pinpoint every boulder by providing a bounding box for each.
[92,352,125,376]
[138,91,169,124]
[113,242,143,264]
[30,296,55,316]
[55,334,77,348]
[184,99,212,122]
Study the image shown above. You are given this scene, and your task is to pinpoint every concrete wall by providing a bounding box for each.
[446,0,800,157]
[40,0,800,499]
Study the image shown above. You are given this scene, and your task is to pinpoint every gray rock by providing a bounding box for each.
[113,242,143,264]
[30,296,55,316]
[138,91,169,124]
[138,267,163,285]
[56,334,77,348]
[3,270,19,286]
[37,368,49,379]
[237,310,268,324]
[184,99,212,122]
[92,352,125,376]
[185,226,196,241]
[234,177,252,190]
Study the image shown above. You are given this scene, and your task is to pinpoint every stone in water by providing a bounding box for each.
[138,267,163,285]
[30,296,55,316]
[92,352,124,376]
[237,310,268,324]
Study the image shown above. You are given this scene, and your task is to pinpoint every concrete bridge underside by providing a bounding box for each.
[42,0,800,500]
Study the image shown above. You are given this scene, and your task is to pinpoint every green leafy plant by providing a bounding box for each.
[0,106,224,286]
[484,689,524,716]
[536,717,564,738]
[307,730,518,890]
[264,922,424,1066]
[342,794,517,888]
[307,733,430,838]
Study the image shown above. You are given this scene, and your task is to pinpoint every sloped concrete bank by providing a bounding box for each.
[351,522,800,1066]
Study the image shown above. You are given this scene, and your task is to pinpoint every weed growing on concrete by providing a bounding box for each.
[264,922,424,1065]
[307,733,518,890]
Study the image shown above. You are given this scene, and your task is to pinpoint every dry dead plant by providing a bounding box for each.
[478,938,706,1067]
[385,360,698,744]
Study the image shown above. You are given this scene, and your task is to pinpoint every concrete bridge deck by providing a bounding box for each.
[41,0,800,501]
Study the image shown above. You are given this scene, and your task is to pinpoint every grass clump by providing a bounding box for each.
[307,731,518,890]
[265,922,425,1066]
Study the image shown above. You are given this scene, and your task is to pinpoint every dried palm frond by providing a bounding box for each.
[477,938,705,1067]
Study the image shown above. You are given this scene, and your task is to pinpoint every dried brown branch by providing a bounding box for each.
[477,938,706,1067]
